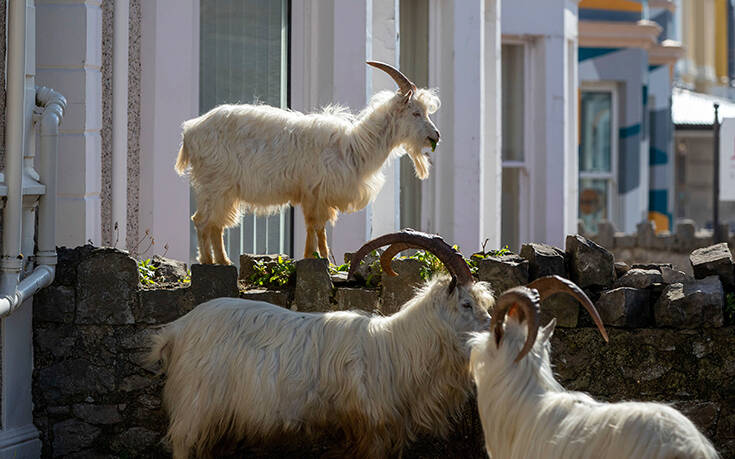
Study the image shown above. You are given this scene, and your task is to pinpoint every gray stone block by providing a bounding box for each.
[150,255,188,283]
[654,276,724,328]
[520,243,566,280]
[652,232,675,251]
[293,258,333,312]
[614,261,630,279]
[240,289,291,308]
[631,263,672,270]
[53,419,101,457]
[76,250,138,325]
[661,266,692,284]
[35,285,75,323]
[381,259,423,314]
[614,268,663,289]
[539,295,579,328]
[596,287,651,328]
[675,219,696,252]
[72,404,123,425]
[476,254,529,296]
[689,243,735,291]
[334,288,380,312]
[614,234,636,249]
[636,220,656,248]
[190,263,239,304]
[136,287,194,324]
[565,235,615,290]
[594,220,616,249]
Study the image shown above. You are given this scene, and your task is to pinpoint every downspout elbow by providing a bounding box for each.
[37,86,66,136]
[0,264,55,317]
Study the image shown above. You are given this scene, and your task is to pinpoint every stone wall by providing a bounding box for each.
[583,219,735,275]
[32,238,735,458]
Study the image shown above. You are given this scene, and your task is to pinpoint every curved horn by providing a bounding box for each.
[348,229,473,290]
[490,287,541,363]
[527,275,609,342]
[366,61,417,94]
[380,242,416,277]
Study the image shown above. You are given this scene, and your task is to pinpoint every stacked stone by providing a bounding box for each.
[31,242,735,457]
[33,247,238,458]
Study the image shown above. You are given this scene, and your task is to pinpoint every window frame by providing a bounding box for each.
[500,37,534,251]
[579,82,619,230]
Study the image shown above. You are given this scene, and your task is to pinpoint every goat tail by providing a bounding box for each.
[174,142,190,175]
[146,327,176,375]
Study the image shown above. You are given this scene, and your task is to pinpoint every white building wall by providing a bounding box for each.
[425,0,502,253]
[138,0,197,262]
[36,0,102,247]
[501,0,579,248]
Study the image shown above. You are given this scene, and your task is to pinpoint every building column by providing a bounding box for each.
[426,0,502,252]
[36,0,102,247]
[368,0,401,239]
[138,0,196,262]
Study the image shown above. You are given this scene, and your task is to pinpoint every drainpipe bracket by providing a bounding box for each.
[0,257,23,271]
[35,251,57,266]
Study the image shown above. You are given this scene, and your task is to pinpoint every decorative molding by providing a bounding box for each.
[648,0,676,13]
[578,20,662,49]
[649,39,685,66]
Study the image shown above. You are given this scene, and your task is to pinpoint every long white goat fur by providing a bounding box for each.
[175,90,439,239]
[149,276,492,458]
[469,319,719,459]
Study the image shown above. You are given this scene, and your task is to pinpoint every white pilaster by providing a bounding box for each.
[427,0,501,253]
[368,0,401,238]
[328,0,371,262]
[36,0,102,247]
[138,0,197,261]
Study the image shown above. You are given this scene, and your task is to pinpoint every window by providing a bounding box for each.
[501,42,528,252]
[193,0,291,263]
[579,87,617,234]
[399,0,429,229]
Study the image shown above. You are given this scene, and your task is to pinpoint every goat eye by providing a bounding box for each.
[461,301,472,309]
[412,112,421,117]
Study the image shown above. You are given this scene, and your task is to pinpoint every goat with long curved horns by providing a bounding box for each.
[470,285,717,458]
[176,62,441,264]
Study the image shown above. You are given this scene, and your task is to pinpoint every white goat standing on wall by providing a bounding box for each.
[175,62,441,264]
[469,283,719,459]
[147,230,596,458]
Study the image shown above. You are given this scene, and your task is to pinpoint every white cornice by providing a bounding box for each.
[649,0,676,13]
[649,39,685,66]
[579,20,663,50]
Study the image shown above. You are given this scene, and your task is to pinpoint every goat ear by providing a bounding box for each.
[539,318,556,343]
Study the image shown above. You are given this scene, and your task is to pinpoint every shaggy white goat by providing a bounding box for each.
[175,62,440,264]
[469,284,719,459]
[149,231,489,458]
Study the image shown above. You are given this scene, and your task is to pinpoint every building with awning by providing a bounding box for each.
[672,87,735,231]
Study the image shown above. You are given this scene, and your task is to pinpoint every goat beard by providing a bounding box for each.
[404,143,431,180]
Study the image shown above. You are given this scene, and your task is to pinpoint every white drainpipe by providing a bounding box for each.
[0,0,28,304]
[0,87,65,317]
[112,0,129,247]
